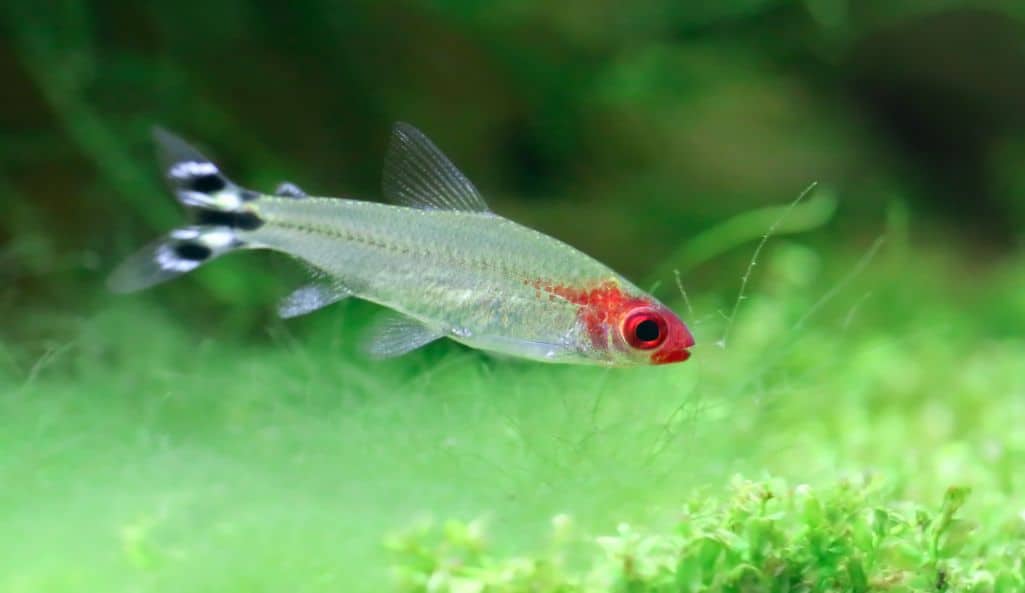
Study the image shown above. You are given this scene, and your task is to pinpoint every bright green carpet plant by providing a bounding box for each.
[2,238,1023,592]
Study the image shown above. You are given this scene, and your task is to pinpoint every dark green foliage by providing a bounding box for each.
[3,0,1025,319]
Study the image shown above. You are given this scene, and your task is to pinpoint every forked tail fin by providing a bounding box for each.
[107,128,263,293]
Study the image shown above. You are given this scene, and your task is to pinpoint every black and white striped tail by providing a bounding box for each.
[107,128,264,293]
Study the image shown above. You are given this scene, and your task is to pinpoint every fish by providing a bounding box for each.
[109,123,695,366]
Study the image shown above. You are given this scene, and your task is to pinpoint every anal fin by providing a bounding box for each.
[278,282,352,318]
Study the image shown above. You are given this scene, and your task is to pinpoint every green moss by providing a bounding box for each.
[2,246,1024,592]
[388,480,1024,592]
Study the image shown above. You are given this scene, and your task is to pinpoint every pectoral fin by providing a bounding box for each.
[364,312,444,358]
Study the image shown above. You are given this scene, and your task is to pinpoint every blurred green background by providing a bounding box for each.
[2,1,1025,592]
[4,0,1025,319]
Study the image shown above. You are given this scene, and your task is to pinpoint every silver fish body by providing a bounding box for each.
[251,197,627,361]
[109,123,694,366]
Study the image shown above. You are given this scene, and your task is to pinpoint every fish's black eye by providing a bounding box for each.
[634,319,660,342]
[623,310,668,350]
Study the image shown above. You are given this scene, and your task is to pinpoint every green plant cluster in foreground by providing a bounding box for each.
[2,241,1024,592]
[389,479,1023,593]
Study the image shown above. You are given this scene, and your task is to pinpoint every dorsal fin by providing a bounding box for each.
[381,122,490,213]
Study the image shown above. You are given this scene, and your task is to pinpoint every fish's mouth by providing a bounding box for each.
[651,346,691,365]
[649,328,694,365]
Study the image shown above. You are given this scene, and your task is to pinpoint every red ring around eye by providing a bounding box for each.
[623,310,668,350]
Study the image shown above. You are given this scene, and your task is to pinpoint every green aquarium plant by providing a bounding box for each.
[388,480,1023,593]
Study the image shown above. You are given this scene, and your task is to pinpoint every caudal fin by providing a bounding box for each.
[107,128,262,293]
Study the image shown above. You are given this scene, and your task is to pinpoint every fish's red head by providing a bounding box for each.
[535,280,694,366]
[619,305,695,364]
